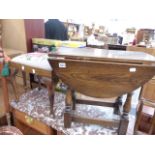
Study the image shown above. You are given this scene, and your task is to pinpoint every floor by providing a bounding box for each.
[0,81,25,117]
[0,81,141,134]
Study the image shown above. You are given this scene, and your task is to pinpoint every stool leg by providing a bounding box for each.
[44,79,55,116]
[148,110,155,134]
[64,88,73,128]
[8,77,19,102]
[22,71,27,92]
[134,101,143,134]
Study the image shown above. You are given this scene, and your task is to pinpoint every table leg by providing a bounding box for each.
[72,90,76,110]
[64,88,73,128]
[114,96,123,115]
[118,93,132,135]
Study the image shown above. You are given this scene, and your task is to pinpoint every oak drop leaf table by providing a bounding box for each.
[48,47,155,134]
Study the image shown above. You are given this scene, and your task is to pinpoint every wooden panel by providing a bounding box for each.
[10,61,51,78]
[24,19,45,52]
[13,109,53,135]
[141,79,155,102]
[137,104,155,134]
[1,19,27,52]
[49,59,155,98]
[14,119,43,135]
[127,46,155,57]
[49,47,155,65]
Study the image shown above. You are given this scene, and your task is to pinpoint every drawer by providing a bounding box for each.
[13,109,53,135]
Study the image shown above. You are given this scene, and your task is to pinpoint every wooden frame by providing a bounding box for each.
[48,47,155,135]
[9,61,53,114]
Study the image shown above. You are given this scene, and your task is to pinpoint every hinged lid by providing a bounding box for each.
[49,47,155,65]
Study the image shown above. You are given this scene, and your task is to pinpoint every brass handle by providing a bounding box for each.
[25,115,33,124]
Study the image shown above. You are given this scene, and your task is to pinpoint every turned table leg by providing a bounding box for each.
[114,95,123,115]
[118,92,133,135]
[72,90,76,110]
[64,88,73,128]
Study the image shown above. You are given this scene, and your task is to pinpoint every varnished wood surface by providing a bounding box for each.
[49,58,155,98]
[49,47,155,65]
[13,109,53,135]
[134,78,155,134]
[141,79,155,103]
[9,61,52,78]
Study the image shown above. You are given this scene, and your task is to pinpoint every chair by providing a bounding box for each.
[134,78,155,134]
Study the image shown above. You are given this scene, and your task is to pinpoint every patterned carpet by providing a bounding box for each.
[10,87,140,135]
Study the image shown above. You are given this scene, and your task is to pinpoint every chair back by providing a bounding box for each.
[141,77,155,103]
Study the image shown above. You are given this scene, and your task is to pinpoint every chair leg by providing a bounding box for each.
[148,110,155,134]
[134,101,143,134]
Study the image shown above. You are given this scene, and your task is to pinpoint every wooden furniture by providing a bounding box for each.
[13,109,53,135]
[136,29,154,44]
[9,53,55,134]
[48,47,155,134]
[127,46,155,57]
[0,59,9,119]
[9,58,53,114]
[134,78,155,134]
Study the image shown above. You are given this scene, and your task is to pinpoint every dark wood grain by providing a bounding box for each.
[134,78,155,134]
[49,58,155,98]
[49,47,155,134]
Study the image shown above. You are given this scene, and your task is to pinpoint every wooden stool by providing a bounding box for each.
[9,61,54,114]
[134,78,155,134]
[8,56,55,134]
